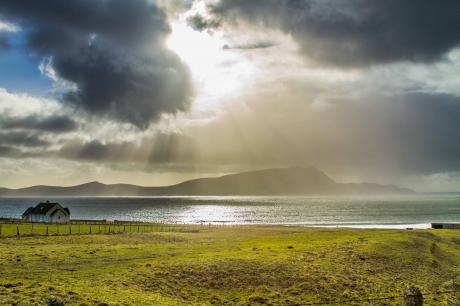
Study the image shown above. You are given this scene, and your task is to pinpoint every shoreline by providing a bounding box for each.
[0,218,437,230]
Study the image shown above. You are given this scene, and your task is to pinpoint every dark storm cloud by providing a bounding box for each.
[0,131,49,147]
[0,0,192,128]
[206,0,460,67]
[1,115,77,133]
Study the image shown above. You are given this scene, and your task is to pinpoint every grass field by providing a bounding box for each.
[0,222,186,237]
[0,225,459,305]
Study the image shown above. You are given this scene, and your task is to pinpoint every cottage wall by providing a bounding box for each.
[26,214,51,223]
[50,210,69,223]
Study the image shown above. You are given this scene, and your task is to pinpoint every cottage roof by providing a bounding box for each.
[23,202,69,216]
[22,207,34,217]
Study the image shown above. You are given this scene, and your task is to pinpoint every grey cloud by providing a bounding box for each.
[59,140,134,162]
[0,0,193,129]
[222,41,275,50]
[206,0,460,67]
[1,115,77,133]
[0,131,49,147]
[0,145,48,159]
[187,14,221,32]
[0,145,43,158]
[57,132,197,164]
[0,145,16,157]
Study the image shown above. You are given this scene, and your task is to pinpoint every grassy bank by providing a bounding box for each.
[0,226,459,305]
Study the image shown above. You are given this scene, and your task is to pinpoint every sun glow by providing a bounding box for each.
[167,22,224,78]
[167,19,254,107]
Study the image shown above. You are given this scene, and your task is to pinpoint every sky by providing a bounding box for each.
[0,0,460,191]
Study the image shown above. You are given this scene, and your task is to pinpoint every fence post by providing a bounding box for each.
[16,226,19,237]
[69,225,71,235]
[403,286,423,306]
[90,226,92,234]
[46,226,49,236]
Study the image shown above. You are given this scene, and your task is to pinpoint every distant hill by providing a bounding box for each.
[0,167,414,196]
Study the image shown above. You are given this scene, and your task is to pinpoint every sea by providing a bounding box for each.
[1,195,459,229]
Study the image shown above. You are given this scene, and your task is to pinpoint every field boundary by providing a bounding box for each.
[0,219,212,238]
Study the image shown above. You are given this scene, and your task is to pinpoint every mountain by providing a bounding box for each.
[0,167,414,196]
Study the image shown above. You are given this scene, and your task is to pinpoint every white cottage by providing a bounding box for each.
[22,201,70,223]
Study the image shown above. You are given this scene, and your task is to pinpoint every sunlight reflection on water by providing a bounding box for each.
[0,195,459,228]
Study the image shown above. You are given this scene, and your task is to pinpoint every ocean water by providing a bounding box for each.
[0,195,459,228]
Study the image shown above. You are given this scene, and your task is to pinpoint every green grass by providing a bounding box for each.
[0,225,459,305]
[0,222,183,237]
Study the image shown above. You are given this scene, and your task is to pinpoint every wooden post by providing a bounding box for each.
[46,226,49,236]
[16,226,19,237]
[31,222,34,235]
[69,226,71,235]
[123,225,126,232]
[403,286,423,306]
[90,226,92,234]
[78,225,80,234]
